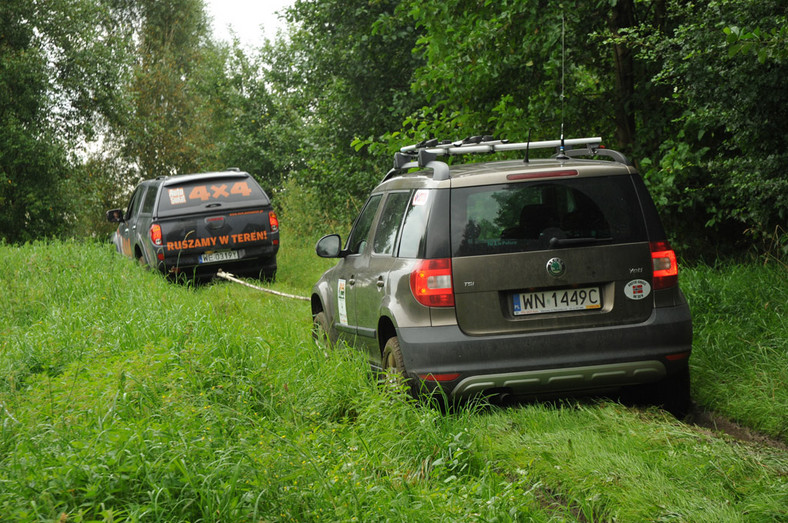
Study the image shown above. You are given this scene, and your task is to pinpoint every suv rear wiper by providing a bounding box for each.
[548,236,613,248]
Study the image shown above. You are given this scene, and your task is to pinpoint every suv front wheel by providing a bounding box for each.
[312,311,332,346]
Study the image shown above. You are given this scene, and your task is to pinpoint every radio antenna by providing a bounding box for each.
[558,10,567,159]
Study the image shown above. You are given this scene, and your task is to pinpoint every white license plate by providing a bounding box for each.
[513,287,601,316]
[199,250,240,264]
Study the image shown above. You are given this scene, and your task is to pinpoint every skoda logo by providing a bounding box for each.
[546,257,566,278]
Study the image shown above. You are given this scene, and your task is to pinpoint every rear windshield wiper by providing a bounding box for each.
[548,236,613,248]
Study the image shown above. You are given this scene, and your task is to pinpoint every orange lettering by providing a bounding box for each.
[230,181,252,197]
[188,185,211,201]
[211,184,229,198]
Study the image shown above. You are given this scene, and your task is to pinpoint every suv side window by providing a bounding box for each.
[346,194,383,255]
[373,191,410,255]
[398,189,434,258]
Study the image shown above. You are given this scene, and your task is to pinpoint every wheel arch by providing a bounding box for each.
[377,315,398,358]
[311,293,324,316]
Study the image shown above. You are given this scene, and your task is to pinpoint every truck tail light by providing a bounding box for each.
[269,211,279,232]
[410,258,454,307]
[650,241,678,290]
[150,224,163,247]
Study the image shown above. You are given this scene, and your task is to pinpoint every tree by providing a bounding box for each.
[0,0,135,243]
[630,0,788,256]
[258,0,425,229]
[122,0,223,179]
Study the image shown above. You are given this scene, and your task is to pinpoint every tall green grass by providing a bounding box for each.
[1,240,786,521]
[682,261,788,441]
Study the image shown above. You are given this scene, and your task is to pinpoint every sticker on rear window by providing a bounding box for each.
[624,279,651,300]
[168,188,186,205]
[412,189,429,206]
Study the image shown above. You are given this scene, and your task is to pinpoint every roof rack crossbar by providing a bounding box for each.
[400,136,602,157]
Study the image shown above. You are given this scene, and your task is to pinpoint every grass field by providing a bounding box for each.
[0,238,786,521]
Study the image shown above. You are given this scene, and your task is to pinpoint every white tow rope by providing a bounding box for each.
[216,270,310,301]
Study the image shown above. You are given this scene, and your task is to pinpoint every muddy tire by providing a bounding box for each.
[381,336,415,397]
[312,311,332,347]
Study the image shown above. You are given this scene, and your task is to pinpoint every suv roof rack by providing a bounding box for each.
[385,135,629,181]
[399,135,600,154]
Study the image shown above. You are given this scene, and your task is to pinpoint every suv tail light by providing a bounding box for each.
[269,211,279,232]
[410,258,454,307]
[149,224,163,247]
[650,241,678,290]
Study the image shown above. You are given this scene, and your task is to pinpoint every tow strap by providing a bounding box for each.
[216,270,310,301]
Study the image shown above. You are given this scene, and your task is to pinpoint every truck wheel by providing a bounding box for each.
[136,251,149,269]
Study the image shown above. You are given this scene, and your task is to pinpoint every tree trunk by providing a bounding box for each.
[609,0,636,151]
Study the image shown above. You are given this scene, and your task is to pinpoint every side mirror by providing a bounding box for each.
[106,209,124,223]
[315,234,342,258]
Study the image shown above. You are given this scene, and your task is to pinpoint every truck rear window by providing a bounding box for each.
[158,176,269,213]
[450,176,647,256]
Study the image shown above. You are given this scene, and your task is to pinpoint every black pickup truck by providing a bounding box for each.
[107,169,279,281]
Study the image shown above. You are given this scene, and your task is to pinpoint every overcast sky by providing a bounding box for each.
[204,0,293,48]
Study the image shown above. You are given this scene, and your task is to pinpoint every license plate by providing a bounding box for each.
[199,250,241,264]
[513,287,601,316]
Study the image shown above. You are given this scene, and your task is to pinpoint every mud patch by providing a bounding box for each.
[687,406,788,451]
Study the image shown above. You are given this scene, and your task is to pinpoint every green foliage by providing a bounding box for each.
[631,0,788,258]
[62,151,139,240]
[253,0,426,225]
[212,43,306,194]
[275,177,346,241]
[0,0,135,243]
[2,0,786,257]
[393,1,608,144]
[682,261,788,440]
[1,240,786,519]
[725,24,788,63]
[122,0,223,179]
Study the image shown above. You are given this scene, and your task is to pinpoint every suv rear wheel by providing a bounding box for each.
[623,368,692,418]
[381,337,414,395]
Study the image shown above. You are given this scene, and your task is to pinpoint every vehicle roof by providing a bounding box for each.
[158,170,252,187]
[376,157,636,192]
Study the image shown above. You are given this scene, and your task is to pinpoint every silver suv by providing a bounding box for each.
[311,137,692,414]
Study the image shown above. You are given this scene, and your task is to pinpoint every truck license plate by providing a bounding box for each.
[199,250,241,264]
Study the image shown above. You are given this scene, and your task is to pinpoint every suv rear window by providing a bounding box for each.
[450,175,647,256]
[158,176,269,213]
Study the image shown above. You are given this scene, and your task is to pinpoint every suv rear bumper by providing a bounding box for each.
[397,303,692,398]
